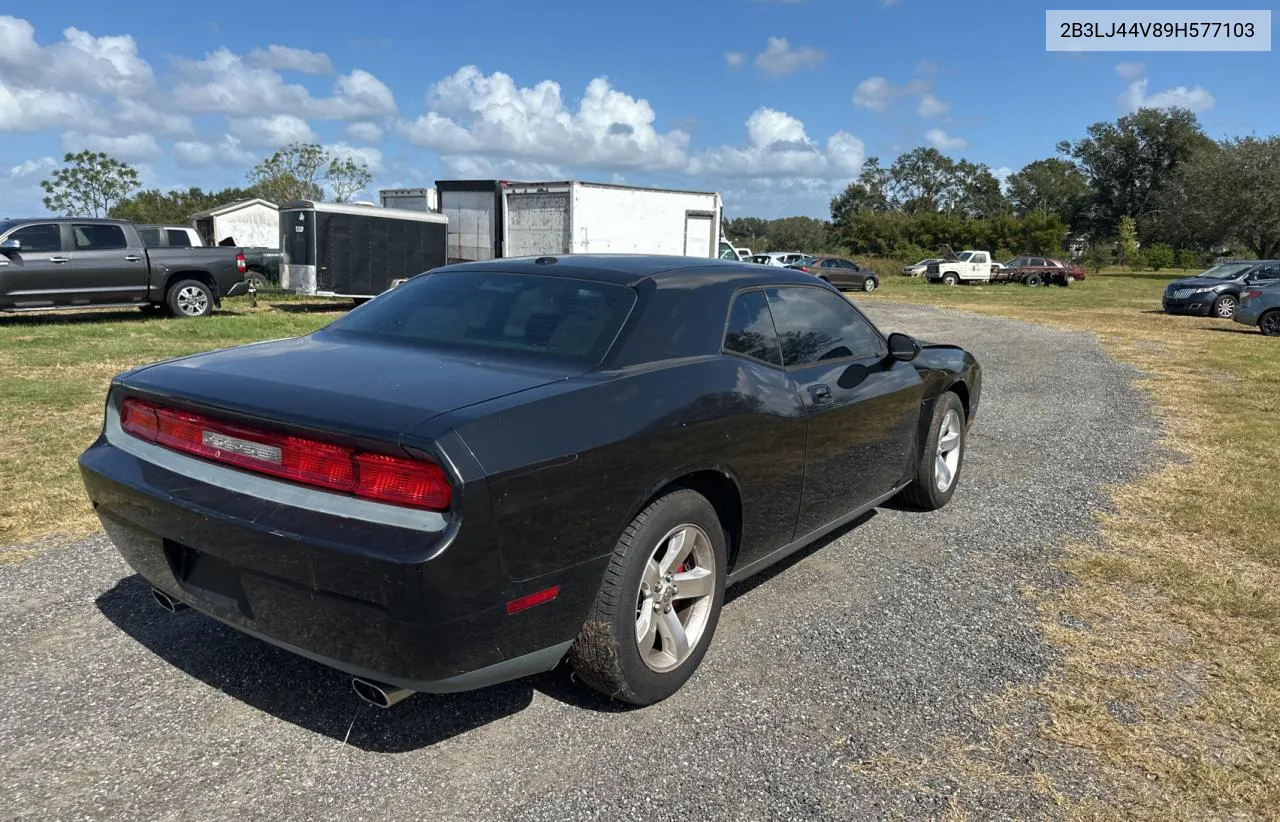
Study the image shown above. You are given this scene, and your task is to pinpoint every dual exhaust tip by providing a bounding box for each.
[151,587,415,709]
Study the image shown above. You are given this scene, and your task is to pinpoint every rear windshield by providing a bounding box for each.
[326,270,636,365]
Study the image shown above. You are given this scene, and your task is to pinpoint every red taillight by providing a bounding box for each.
[235,253,247,274]
[118,398,451,511]
[1244,290,1262,300]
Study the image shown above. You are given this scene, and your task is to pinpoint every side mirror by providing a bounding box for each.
[887,332,920,363]
[0,238,20,252]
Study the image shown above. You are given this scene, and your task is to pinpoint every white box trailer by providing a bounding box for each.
[435,180,723,262]
[190,198,280,249]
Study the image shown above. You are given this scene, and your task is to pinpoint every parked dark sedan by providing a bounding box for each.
[79,255,981,707]
[1162,260,1280,319]
[787,256,880,292]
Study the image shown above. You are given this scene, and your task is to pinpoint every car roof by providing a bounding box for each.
[435,254,818,288]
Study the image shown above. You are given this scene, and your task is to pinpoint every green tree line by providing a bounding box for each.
[39,143,374,225]
[728,107,1280,268]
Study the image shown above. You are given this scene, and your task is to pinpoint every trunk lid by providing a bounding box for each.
[119,333,576,443]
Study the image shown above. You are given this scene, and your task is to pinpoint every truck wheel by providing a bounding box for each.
[942,273,959,286]
[1024,273,1043,287]
[166,280,214,318]
[569,489,727,705]
[897,391,966,511]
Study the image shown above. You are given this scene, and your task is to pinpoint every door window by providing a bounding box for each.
[71,224,128,251]
[6,224,62,253]
[723,290,783,366]
[764,286,886,366]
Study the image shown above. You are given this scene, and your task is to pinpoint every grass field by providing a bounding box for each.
[2,268,1276,816]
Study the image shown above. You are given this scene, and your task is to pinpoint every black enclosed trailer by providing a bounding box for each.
[278,201,448,298]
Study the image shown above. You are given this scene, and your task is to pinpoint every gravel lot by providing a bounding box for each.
[0,303,1159,821]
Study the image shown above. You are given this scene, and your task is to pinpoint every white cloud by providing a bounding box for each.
[173,135,256,167]
[112,98,194,136]
[688,107,864,178]
[228,114,318,147]
[853,62,951,121]
[1117,66,1215,114]
[439,155,565,180]
[345,121,383,142]
[248,44,333,74]
[724,51,746,68]
[61,131,162,161]
[7,156,56,179]
[399,66,690,171]
[752,37,825,76]
[173,50,396,120]
[916,93,949,117]
[993,165,1014,190]
[924,128,966,151]
[1115,62,1145,81]
[325,141,385,174]
[0,82,95,132]
[0,17,155,99]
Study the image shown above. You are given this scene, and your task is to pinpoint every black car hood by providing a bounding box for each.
[118,332,577,442]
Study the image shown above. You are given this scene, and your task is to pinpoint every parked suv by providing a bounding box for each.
[0,218,249,317]
[1162,260,1280,319]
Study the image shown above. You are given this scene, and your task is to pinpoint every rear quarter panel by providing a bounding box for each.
[436,357,808,581]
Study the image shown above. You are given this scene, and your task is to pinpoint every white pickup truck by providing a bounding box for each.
[924,248,1001,285]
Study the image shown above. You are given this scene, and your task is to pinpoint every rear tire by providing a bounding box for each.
[165,279,214,318]
[569,489,727,705]
[863,277,878,293]
[897,391,967,511]
[1024,273,1043,287]
[1260,309,1280,337]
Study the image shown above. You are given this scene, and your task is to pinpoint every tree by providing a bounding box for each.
[1057,107,1211,233]
[889,147,957,213]
[327,157,372,203]
[767,216,829,251]
[247,143,328,203]
[1006,158,1091,228]
[1157,136,1280,260]
[952,160,1009,220]
[724,217,769,249]
[1117,216,1139,268]
[830,156,891,222]
[1145,243,1175,271]
[110,186,259,225]
[40,151,140,217]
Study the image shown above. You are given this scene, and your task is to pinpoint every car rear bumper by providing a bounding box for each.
[78,421,603,693]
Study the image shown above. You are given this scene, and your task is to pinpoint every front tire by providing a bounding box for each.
[897,391,967,511]
[1212,294,1238,319]
[166,279,214,318]
[942,273,959,286]
[569,489,727,705]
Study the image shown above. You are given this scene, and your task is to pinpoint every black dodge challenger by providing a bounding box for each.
[79,254,982,707]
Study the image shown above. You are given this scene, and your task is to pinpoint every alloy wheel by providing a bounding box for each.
[1215,296,1237,319]
[635,524,716,673]
[176,286,209,316]
[1261,311,1280,337]
[934,409,962,492]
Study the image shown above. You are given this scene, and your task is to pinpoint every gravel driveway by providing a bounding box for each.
[0,303,1158,821]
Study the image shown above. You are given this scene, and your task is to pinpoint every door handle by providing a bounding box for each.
[124,255,142,262]
[49,256,69,264]
[808,384,833,404]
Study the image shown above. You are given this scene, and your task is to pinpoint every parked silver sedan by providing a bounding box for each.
[1235,282,1280,336]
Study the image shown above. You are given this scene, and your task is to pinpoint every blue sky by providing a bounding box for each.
[1,1,1274,218]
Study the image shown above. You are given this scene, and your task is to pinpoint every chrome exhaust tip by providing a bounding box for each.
[151,588,187,613]
[351,677,414,709]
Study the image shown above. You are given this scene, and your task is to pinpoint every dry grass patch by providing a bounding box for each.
[872,270,1280,818]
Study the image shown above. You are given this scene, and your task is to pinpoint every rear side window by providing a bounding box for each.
[166,229,193,247]
[764,286,886,366]
[137,227,161,247]
[328,270,636,365]
[72,224,127,251]
[5,223,61,253]
[723,290,782,366]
